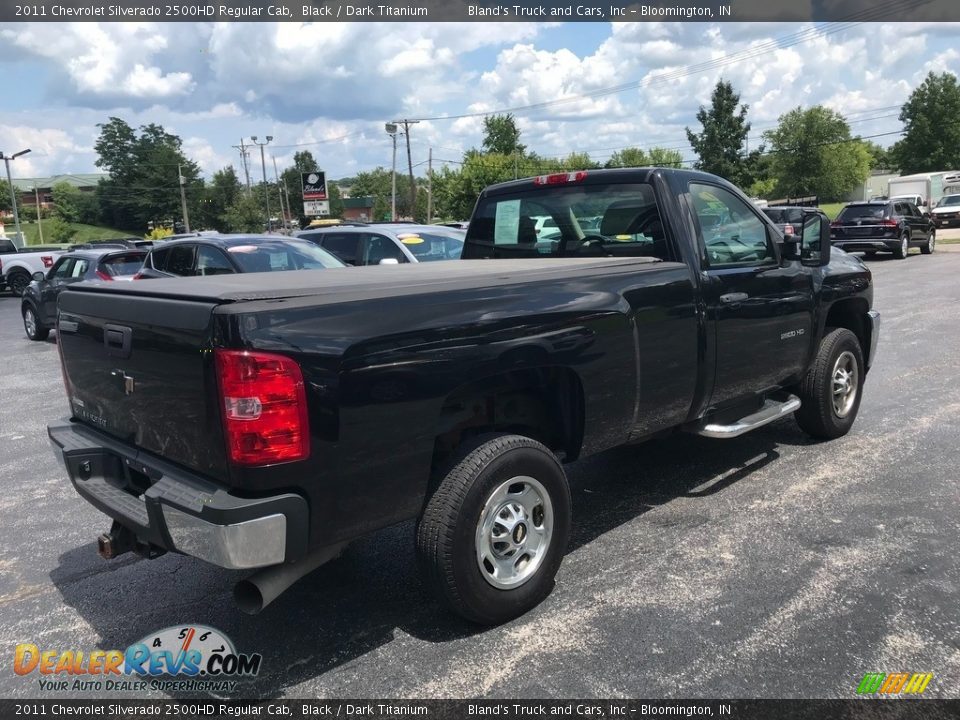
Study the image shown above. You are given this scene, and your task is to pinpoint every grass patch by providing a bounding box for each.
[819,202,845,219]
[939,236,960,244]
[21,222,133,246]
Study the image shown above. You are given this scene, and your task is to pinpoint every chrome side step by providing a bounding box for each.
[693,395,801,439]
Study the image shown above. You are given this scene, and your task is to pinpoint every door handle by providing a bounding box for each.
[719,292,749,304]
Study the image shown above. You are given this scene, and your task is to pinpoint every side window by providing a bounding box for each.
[70,259,89,278]
[165,244,196,276]
[196,246,235,276]
[908,203,921,217]
[50,258,74,279]
[689,183,775,267]
[362,234,407,265]
[149,247,170,271]
[893,203,906,217]
[319,234,361,265]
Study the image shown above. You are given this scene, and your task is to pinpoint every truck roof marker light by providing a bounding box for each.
[533,171,588,186]
[215,349,310,466]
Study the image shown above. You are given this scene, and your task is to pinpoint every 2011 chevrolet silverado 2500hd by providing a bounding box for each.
[48,168,879,624]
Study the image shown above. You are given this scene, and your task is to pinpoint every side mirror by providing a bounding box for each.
[800,211,830,267]
[379,258,400,265]
[32,271,46,282]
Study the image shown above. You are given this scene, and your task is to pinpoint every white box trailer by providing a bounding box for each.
[888,171,960,208]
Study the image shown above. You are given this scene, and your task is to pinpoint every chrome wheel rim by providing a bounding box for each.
[832,350,858,418]
[23,308,36,337]
[902,235,908,256]
[929,232,935,252]
[476,476,553,589]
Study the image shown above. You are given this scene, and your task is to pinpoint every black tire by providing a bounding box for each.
[7,270,31,297]
[921,230,935,255]
[795,328,865,440]
[892,232,909,259]
[22,303,49,341]
[416,433,572,625]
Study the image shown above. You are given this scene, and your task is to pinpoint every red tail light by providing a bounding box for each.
[880,220,898,227]
[41,255,54,268]
[215,349,309,466]
[95,270,113,281]
[533,171,588,186]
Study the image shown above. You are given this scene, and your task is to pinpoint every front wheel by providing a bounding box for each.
[795,328,865,439]
[416,433,571,625]
[921,230,935,255]
[22,304,49,341]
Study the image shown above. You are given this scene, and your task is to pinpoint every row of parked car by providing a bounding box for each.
[762,197,939,259]
[19,222,466,341]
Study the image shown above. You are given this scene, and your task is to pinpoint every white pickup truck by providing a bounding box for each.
[0,237,63,296]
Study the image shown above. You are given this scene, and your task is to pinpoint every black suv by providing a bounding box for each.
[830,200,935,259]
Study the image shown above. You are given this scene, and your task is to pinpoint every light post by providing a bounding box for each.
[1,148,30,245]
[385,123,398,221]
[251,135,273,231]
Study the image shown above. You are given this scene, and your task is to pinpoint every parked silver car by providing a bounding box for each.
[295,223,465,266]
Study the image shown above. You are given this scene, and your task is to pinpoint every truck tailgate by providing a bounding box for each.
[57,287,229,481]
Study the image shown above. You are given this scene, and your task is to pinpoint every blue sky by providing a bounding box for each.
[0,22,957,182]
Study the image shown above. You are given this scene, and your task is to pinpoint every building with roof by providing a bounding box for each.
[341,195,377,222]
[11,173,108,210]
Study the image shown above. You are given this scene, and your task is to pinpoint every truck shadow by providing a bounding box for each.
[50,418,811,699]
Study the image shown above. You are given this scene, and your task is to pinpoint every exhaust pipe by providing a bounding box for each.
[234,542,346,615]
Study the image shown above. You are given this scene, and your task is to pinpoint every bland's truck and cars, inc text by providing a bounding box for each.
[48,168,879,624]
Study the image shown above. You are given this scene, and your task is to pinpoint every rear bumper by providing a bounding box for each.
[48,420,309,569]
[831,239,899,252]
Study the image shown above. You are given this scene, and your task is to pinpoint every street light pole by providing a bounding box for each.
[1,148,30,245]
[251,135,273,231]
[385,123,398,221]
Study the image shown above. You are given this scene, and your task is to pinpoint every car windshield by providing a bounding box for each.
[939,195,960,206]
[838,205,886,221]
[395,230,465,261]
[99,253,146,277]
[226,240,345,272]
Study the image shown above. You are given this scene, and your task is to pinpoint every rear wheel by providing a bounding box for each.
[795,328,864,439]
[416,433,571,625]
[7,269,31,297]
[921,230,935,255]
[893,232,909,259]
[22,304,49,341]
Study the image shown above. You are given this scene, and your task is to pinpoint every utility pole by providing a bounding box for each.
[1,148,31,246]
[427,147,433,224]
[177,164,191,233]
[394,119,420,220]
[271,155,287,231]
[232,138,252,194]
[251,136,273,231]
[385,123,398,221]
[34,183,43,243]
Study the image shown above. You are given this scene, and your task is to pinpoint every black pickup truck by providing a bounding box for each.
[49,169,879,624]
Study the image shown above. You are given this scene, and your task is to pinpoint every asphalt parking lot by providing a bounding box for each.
[1,249,959,700]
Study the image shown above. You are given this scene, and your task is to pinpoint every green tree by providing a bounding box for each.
[860,140,894,171]
[328,182,344,219]
[52,181,83,223]
[0,179,12,213]
[605,147,649,168]
[482,114,526,156]
[686,80,757,185]
[647,147,684,168]
[200,166,242,231]
[46,217,76,243]
[280,150,320,223]
[891,72,960,173]
[222,193,265,233]
[764,106,871,201]
[94,117,203,232]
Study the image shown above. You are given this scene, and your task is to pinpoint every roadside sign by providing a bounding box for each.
[302,171,327,200]
[303,200,330,216]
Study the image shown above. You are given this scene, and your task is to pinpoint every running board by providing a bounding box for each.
[692,395,801,439]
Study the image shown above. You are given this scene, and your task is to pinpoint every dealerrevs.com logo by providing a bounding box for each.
[14,625,262,693]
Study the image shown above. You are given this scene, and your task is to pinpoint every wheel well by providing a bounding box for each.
[431,367,585,476]
[824,298,869,356]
